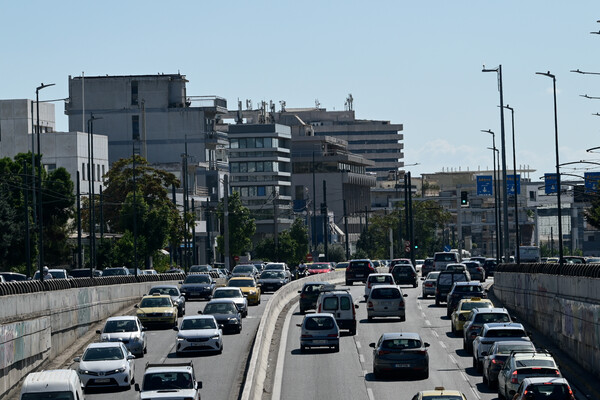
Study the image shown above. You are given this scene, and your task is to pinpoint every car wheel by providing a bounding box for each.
[218,344,223,354]
[400,316,406,322]
[143,346,147,354]
[482,371,488,385]
[446,309,451,318]
[472,357,477,369]
[367,316,373,321]
[373,367,381,379]
[413,282,417,288]
[364,296,368,301]
[451,324,456,335]
[345,281,351,286]
[238,324,242,333]
[498,386,506,400]
[435,298,440,306]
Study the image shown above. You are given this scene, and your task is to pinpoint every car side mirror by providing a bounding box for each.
[197,381,203,389]
[73,357,81,363]
[369,343,376,348]
[141,327,147,331]
[173,326,179,331]
[420,277,425,280]
[95,329,101,334]
[296,323,302,327]
[424,342,430,347]
[403,294,408,297]
[354,304,359,309]
[197,310,203,314]
[128,354,135,360]
[134,383,141,392]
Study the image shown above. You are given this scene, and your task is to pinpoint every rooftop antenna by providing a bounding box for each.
[279,100,286,112]
[315,99,320,109]
[236,99,243,124]
[346,93,354,111]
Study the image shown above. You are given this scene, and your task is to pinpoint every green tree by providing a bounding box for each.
[327,243,346,263]
[289,218,309,265]
[216,191,256,263]
[42,167,75,265]
[585,198,600,230]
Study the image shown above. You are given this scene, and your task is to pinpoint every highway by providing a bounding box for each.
[78,292,273,400]
[274,279,503,400]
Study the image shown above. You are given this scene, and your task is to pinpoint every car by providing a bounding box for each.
[128,268,143,275]
[369,332,429,379]
[450,297,493,334]
[148,285,186,317]
[366,285,408,321]
[174,315,223,355]
[433,251,459,271]
[33,268,70,279]
[166,267,185,274]
[134,361,201,399]
[135,294,178,328]
[189,264,212,273]
[345,259,375,285]
[101,267,131,277]
[511,377,575,400]
[444,263,471,279]
[497,351,562,399]
[482,258,498,276]
[435,270,470,306]
[410,387,468,400]
[141,269,158,275]
[298,282,329,313]
[463,307,512,353]
[463,260,486,282]
[421,271,440,298]
[227,277,261,305]
[562,256,586,264]
[212,287,248,317]
[215,267,231,278]
[179,273,216,300]
[70,268,102,278]
[257,270,289,292]
[0,271,28,281]
[305,262,333,276]
[316,287,358,335]
[387,258,413,273]
[421,257,434,277]
[364,273,395,300]
[231,264,259,279]
[20,369,85,399]
[263,262,292,280]
[201,299,242,334]
[335,261,349,271]
[415,259,425,273]
[297,313,340,352]
[74,342,135,390]
[389,263,418,287]
[482,340,536,388]
[446,281,486,317]
[472,322,530,372]
[96,316,147,357]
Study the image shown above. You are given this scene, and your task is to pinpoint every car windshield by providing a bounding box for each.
[454,285,482,293]
[149,287,179,296]
[214,289,242,298]
[371,288,401,299]
[302,284,322,293]
[350,261,370,268]
[368,275,393,283]
[422,396,463,400]
[487,329,526,338]
[181,318,216,330]
[524,384,569,398]
[474,313,510,323]
[190,265,210,272]
[426,272,440,280]
[233,265,254,273]
[309,264,330,270]
[382,338,421,349]
[515,359,555,367]
[104,319,137,333]
[143,372,193,391]
[229,279,255,287]
[304,316,335,330]
[460,302,492,311]
[265,264,284,270]
[496,343,535,354]
[434,253,457,262]
[103,269,127,276]
[204,303,237,314]
[260,271,284,279]
[185,275,211,283]
[82,346,124,361]
[21,393,75,400]
[140,297,172,308]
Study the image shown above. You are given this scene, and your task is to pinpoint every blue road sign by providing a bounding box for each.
[506,174,521,195]
[477,175,493,196]
[545,173,558,194]
[443,245,452,252]
[585,172,600,194]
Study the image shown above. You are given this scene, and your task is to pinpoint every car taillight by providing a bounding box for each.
[436,288,439,294]
[378,350,390,356]
[477,267,484,272]
[425,282,432,287]
[300,293,306,299]
[301,334,313,338]
[367,282,372,288]
[318,304,322,313]
[398,301,404,309]
[367,301,373,308]
[491,359,503,365]
[327,334,338,337]
[511,370,518,384]
[415,350,427,355]
[346,266,351,271]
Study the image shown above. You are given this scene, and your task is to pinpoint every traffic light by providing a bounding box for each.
[460,191,469,206]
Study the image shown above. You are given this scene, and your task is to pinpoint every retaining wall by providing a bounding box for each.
[493,269,600,379]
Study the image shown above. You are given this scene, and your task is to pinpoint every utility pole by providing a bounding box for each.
[132,143,138,276]
[192,199,197,265]
[23,161,31,277]
[224,175,230,270]
[322,180,328,260]
[171,184,177,266]
[76,171,82,269]
[343,199,350,260]
[408,172,415,265]
[273,189,279,260]
[404,174,409,256]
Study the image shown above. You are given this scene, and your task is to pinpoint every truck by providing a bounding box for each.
[517,246,541,263]
[134,361,201,399]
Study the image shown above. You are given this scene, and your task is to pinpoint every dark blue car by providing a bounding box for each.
[179,274,215,300]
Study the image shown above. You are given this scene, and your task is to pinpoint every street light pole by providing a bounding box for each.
[87,113,102,273]
[482,129,501,263]
[503,105,520,264]
[536,71,563,265]
[35,82,55,281]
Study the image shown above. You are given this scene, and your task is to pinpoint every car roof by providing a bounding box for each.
[86,341,125,349]
[511,351,554,360]
[302,281,327,286]
[483,322,524,330]
[521,377,569,385]
[150,284,178,289]
[458,298,491,305]
[453,281,482,286]
[380,332,421,341]
[207,299,237,305]
[368,273,393,277]
[141,294,172,299]
[472,307,508,314]
[304,312,336,319]
[371,284,400,290]
[419,388,464,397]
[106,316,137,321]
[182,315,216,321]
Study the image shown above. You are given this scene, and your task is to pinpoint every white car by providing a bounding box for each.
[96,316,147,357]
[174,315,223,355]
[74,342,135,390]
[212,287,249,317]
[364,273,395,301]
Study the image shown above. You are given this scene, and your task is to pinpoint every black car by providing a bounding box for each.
[201,299,242,334]
[446,281,486,317]
[70,268,102,278]
[435,270,470,306]
[421,258,434,277]
[345,259,375,285]
[179,274,216,300]
[390,263,418,287]
[257,270,289,292]
[297,282,328,313]
[463,261,485,282]
[0,272,28,282]
[482,258,498,276]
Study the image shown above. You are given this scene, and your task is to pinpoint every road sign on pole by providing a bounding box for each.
[477,176,493,196]
[545,173,558,194]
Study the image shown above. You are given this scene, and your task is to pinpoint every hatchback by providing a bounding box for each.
[482,340,536,388]
[446,281,486,317]
[463,261,486,282]
[298,313,340,352]
[174,315,223,355]
[512,377,575,400]
[201,299,242,334]
[298,282,329,313]
[74,342,135,390]
[366,285,408,321]
[369,332,429,379]
[364,273,395,300]
[390,263,418,287]
[498,351,561,400]
[345,259,375,285]
[96,316,147,357]
[421,271,440,298]
[435,270,470,306]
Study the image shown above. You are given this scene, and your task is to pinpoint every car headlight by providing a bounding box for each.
[228,317,238,322]
[177,336,185,342]
[131,336,140,342]
[211,334,220,339]
[279,281,284,284]
[249,290,256,295]
[78,368,90,375]
[113,367,126,373]
[100,335,108,341]
[164,312,174,316]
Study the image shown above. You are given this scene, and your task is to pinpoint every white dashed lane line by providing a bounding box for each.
[439,341,447,349]
[367,388,375,400]
[359,354,365,364]
[356,341,362,349]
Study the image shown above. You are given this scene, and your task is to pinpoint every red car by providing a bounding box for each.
[306,263,333,275]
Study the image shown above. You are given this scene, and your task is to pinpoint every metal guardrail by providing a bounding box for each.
[496,262,600,277]
[0,273,187,296]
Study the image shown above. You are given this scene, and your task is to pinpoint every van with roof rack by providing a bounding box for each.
[20,369,84,400]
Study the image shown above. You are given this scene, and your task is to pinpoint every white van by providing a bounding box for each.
[20,369,85,400]
[316,287,358,335]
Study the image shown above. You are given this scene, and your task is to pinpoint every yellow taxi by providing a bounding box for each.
[410,387,468,400]
[135,293,178,327]
[450,297,493,334]
[227,277,261,305]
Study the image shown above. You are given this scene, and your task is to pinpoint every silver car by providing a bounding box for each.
[364,273,395,301]
[298,313,340,352]
[369,332,430,379]
[366,285,408,321]
[174,315,223,355]
[212,287,248,317]
[421,271,440,298]
[96,316,147,357]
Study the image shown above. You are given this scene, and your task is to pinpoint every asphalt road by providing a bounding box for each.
[77,292,273,400]
[275,279,506,400]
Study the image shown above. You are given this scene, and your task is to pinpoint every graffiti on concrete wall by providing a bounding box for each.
[0,318,50,370]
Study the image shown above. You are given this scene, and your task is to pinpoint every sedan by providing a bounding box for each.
[180,274,216,300]
[297,313,340,352]
[306,263,333,276]
[366,285,408,321]
[212,287,248,317]
[421,271,440,299]
[201,299,242,334]
[369,332,430,379]
[148,285,186,317]
[227,277,261,306]
[74,342,135,390]
[174,315,223,355]
[257,270,289,293]
[96,316,147,357]
[482,340,536,389]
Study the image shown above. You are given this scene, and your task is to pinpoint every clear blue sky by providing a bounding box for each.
[2,1,599,179]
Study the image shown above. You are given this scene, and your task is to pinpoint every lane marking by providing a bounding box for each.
[367,388,375,400]
[363,370,368,377]
[425,320,431,326]
[432,330,439,338]
[470,386,482,400]
[439,341,446,349]
[448,354,458,365]
[421,312,427,319]
[359,354,365,363]
[272,303,296,400]
[356,341,362,349]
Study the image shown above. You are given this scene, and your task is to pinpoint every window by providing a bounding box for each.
[131,81,138,105]
[230,139,239,149]
[322,297,338,311]
[256,138,264,148]
[102,165,105,179]
[230,163,239,173]
[132,115,140,140]
[248,162,256,173]
[82,163,86,180]
[257,186,266,196]
[529,191,536,201]
[340,296,351,310]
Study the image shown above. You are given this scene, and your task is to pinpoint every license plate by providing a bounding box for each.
[355,274,364,277]
[394,364,410,368]
[95,378,110,383]
[398,273,408,277]
[313,340,328,345]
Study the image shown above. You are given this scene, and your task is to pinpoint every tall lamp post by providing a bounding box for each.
[35,82,55,281]
[503,105,520,264]
[482,65,510,262]
[87,113,102,273]
[536,71,563,265]
[482,129,501,262]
